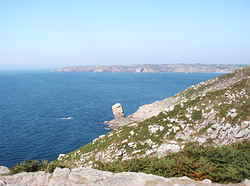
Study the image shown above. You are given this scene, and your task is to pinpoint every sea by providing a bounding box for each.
[0,71,221,167]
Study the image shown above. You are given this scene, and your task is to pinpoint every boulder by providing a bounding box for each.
[57,154,66,160]
[0,166,9,175]
[157,143,181,157]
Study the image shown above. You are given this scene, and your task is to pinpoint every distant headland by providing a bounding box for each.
[56,64,245,73]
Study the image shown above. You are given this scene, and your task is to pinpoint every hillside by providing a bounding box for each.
[52,66,250,182]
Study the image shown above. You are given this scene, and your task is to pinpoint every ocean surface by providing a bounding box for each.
[0,71,220,167]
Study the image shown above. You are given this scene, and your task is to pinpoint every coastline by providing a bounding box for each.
[56,64,245,73]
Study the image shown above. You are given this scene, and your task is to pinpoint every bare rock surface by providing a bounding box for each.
[112,103,125,119]
[0,166,9,175]
[0,168,249,186]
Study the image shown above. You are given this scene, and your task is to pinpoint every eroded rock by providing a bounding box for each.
[0,168,249,186]
[112,103,125,119]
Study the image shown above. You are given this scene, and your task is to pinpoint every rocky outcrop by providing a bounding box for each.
[107,103,132,129]
[0,167,249,186]
[0,167,9,175]
[107,97,179,128]
[112,103,125,119]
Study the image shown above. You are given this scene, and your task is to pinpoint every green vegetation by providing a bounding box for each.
[9,141,250,183]
[191,110,202,120]
[195,123,213,136]
[9,160,69,174]
[9,160,49,174]
[94,141,250,183]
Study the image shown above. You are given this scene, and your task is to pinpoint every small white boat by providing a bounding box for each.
[60,117,73,120]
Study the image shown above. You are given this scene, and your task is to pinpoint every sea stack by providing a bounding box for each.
[112,103,125,119]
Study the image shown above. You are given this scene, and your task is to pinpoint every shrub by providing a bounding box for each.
[191,110,202,120]
[10,160,48,174]
[9,160,70,174]
[94,141,250,183]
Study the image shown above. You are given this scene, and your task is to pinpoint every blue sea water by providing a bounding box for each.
[0,71,220,167]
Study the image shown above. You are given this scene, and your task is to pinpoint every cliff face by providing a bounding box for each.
[57,66,250,167]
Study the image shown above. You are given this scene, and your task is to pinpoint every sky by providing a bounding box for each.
[0,0,250,69]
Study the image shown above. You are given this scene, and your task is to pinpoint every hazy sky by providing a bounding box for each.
[1,0,250,69]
